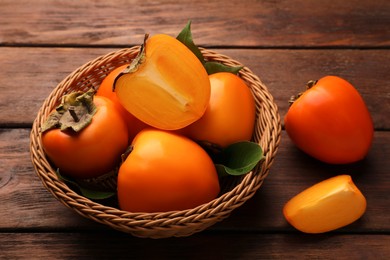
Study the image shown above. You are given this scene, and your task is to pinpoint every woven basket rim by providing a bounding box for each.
[30,46,281,238]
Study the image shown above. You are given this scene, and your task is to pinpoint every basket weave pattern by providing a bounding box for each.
[30,47,281,238]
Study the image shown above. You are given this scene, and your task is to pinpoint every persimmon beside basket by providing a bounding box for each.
[30,46,281,238]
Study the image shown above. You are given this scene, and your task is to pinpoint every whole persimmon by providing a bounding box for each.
[117,129,220,213]
[97,65,147,142]
[41,89,128,179]
[284,76,374,164]
[182,72,256,148]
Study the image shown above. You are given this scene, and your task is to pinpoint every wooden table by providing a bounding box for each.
[1,0,389,258]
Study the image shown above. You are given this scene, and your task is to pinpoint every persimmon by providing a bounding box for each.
[117,129,220,213]
[97,64,147,142]
[182,72,256,148]
[41,89,128,179]
[284,76,374,164]
[114,34,210,130]
[283,175,367,233]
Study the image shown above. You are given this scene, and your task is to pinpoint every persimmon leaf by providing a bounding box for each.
[176,20,204,64]
[78,188,115,200]
[204,61,243,75]
[215,141,264,177]
[176,20,244,76]
[56,169,115,200]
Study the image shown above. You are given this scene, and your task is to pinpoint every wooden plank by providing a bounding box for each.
[0,232,389,259]
[220,131,390,233]
[0,47,389,129]
[1,128,389,232]
[0,0,389,47]
[0,47,111,127]
[0,128,98,230]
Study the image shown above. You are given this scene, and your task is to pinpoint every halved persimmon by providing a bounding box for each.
[114,34,210,130]
[96,64,147,142]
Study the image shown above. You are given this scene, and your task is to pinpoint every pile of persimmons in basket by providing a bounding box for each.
[40,22,374,234]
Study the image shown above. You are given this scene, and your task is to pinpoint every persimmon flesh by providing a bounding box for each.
[283,175,367,233]
[115,34,211,130]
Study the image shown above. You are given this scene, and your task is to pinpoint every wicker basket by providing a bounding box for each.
[30,46,281,238]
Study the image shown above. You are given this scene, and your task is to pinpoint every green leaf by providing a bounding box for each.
[204,61,243,75]
[176,20,204,64]
[56,170,115,200]
[77,187,116,200]
[176,21,243,75]
[215,141,264,177]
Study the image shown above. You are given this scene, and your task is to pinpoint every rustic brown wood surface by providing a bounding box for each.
[0,0,389,258]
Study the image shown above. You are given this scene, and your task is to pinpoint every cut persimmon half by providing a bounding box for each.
[114,34,211,130]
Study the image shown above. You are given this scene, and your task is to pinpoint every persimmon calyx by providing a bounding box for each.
[113,34,149,92]
[41,88,97,133]
[120,145,133,164]
[288,79,318,106]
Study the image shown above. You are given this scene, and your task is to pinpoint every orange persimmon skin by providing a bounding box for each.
[182,72,256,148]
[117,129,220,213]
[42,96,129,179]
[97,65,147,142]
[283,175,367,233]
[284,76,374,164]
[115,34,211,130]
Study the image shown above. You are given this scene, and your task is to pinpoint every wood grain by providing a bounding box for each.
[1,1,389,257]
[1,0,389,47]
[1,232,389,259]
[0,47,389,129]
[1,128,389,232]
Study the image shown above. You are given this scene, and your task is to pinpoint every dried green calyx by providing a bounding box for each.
[288,79,318,106]
[112,34,148,92]
[41,88,97,133]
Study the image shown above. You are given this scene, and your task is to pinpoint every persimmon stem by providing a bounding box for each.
[112,34,149,92]
[121,145,134,163]
[288,79,318,107]
[289,93,302,106]
[41,89,97,133]
[68,106,79,122]
[306,80,318,89]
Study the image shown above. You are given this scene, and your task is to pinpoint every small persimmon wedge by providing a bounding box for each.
[114,34,211,130]
[283,175,367,233]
